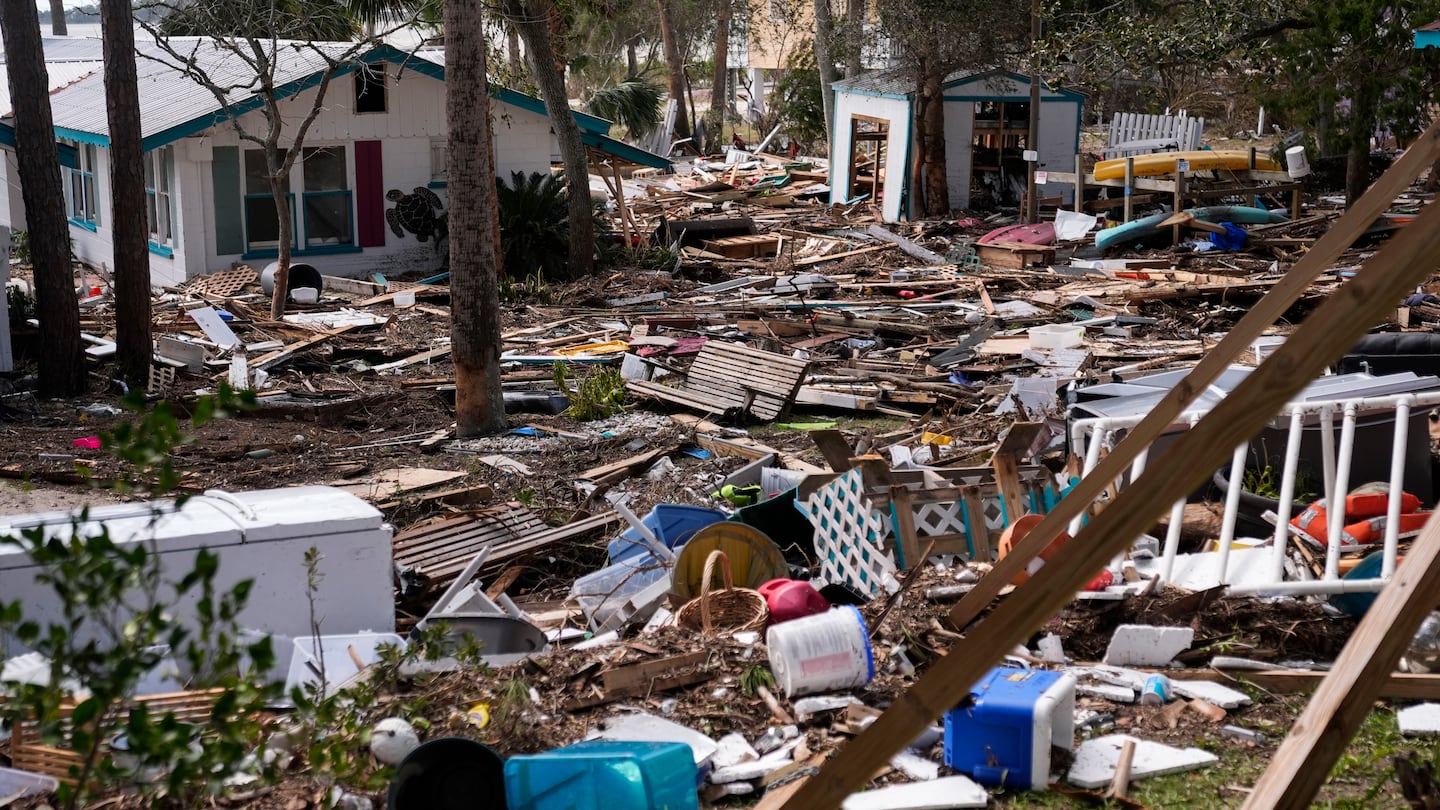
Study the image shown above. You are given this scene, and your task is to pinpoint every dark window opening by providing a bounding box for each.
[355,66,387,114]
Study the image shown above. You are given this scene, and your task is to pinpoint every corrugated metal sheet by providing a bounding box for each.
[44,38,356,141]
[0,61,101,117]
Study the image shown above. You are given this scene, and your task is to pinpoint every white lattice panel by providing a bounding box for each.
[914,501,969,536]
[799,469,898,597]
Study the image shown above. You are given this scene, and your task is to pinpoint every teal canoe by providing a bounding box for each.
[1096,205,1287,251]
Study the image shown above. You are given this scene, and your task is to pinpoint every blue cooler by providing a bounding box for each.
[943,667,1075,790]
[504,740,699,810]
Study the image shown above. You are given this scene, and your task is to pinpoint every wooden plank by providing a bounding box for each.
[781,125,1440,810]
[794,243,894,267]
[601,650,709,692]
[251,324,360,370]
[865,224,945,265]
[1243,515,1440,809]
[962,486,992,561]
[578,446,674,484]
[810,430,855,472]
[890,486,922,567]
[945,117,1440,635]
[1197,669,1440,700]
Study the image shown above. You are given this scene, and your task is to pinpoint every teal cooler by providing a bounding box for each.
[504,740,699,810]
[943,667,1076,790]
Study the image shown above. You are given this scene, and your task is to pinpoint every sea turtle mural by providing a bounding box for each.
[386,187,446,243]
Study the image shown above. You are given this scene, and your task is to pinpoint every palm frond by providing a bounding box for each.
[584,79,663,138]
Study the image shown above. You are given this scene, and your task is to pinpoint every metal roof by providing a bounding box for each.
[0,61,101,118]
[44,37,362,147]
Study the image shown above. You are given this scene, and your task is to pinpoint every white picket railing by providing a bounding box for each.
[1103,112,1205,159]
[1070,389,1440,597]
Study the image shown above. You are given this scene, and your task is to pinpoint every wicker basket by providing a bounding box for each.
[675,550,769,635]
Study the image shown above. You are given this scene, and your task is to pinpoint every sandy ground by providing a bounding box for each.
[0,480,124,516]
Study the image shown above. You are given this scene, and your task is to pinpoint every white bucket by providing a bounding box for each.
[1285,145,1311,179]
[766,605,874,697]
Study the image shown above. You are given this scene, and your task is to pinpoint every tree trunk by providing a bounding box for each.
[0,0,84,396]
[505,0,595,277]
[507,25,522,78]
[919,68,949,216]
[656,0,690,141]
[813,0,839,149]
[843,0,862,76]
[626,39,638,80]
[102,0,152,388]
[47,0,65,36]
[1345,85,1379,206]
[446,0,506,436]
[268,167,292,320]
[710,0,730,117]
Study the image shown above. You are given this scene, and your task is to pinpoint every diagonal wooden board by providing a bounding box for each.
[781,146,1440,810]
[945,117,1440,634]
[1242,515,1440,809]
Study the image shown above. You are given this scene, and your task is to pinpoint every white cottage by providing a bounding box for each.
[0,38,667,288]
[829,68,1084,221]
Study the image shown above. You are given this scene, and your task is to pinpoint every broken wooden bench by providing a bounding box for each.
[627,341,811,421]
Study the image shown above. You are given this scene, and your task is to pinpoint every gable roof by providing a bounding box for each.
[831,66,1085,103]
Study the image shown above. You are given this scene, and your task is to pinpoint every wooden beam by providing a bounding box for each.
[1203,669,1440,700]
[781,144,1440,810]
[946,117,1440,633]
[1242,516,1440,809]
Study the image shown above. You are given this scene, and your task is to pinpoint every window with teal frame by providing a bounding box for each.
[63,141,99,229]
[243,148,295,251]
[144,146,175,254]
[301,146,352,248]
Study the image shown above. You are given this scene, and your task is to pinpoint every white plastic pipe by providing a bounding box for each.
[1159,496,1186,585]
[1269,407,1306,582]
[1226,576,1387,597]
[1383,398,1413,579]
[1324,403,1358,582]
[1320,405,1337,507]
[1071,427,1108,536]
[1216,442,1250,584]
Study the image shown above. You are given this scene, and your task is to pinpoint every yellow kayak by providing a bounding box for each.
[1094,150,1282,181]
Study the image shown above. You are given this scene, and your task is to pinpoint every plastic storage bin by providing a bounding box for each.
[608,504,726,563]
[1027,324,1084,351]
[943,666,1076,789]
[569,555,671,629]
[504,740,699,810]
[0,765,58,799]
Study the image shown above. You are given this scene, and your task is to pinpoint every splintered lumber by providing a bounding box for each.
[251,324,361,370]
[945,116,1440,635]
[780,126,1440,810]
[578,445,676,485]
[794,243,895,267]
[628,341,810,421]
[866,224,945,265]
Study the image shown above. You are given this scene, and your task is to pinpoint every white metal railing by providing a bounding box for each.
[1069,389,1440,596]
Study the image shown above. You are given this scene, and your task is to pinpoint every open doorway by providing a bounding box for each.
[970,100,1030,208]
[848,115,888,204]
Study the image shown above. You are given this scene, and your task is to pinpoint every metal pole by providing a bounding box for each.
[1025,0,1041,224]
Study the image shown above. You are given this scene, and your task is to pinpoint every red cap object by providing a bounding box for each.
[757,579,831,626]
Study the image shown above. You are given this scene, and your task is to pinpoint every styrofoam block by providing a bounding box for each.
[841,775,989,809]
[890,751,939,781]
[1077,683,1136,703]
[1398,703,1440,736]
[1102,625,1194,666]
[710,754,792,783]
[1067,734,1218,789]
[1171,679,1252,709]
[1077,664,1150,691]
[713,733,759,768]
[591,712,719,766]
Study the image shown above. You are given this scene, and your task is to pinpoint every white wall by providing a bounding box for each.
[0,154,21,231]
[939,79,1081,211]
[828,92,911,223]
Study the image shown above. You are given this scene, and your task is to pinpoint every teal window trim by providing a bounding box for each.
[63,141,100,226]
[148,242,174,258]
[68,217,97,232]
[300,188,355,249]
[427,180,448,189]
[145,146,175,251]
[239,244,364,260]
[243,192,297,253]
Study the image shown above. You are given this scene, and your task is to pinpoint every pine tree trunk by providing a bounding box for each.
[47,0,65,36]
[843,0,862,76]
[102,0,152,388]
[920,68,949,216]
[813,0,839,148]
[657,0,690,140]
[710,0,730,117]
[447,0,506,436]
[505,0,595,277]
[1346,87,1378,206]
[1,0,84,396]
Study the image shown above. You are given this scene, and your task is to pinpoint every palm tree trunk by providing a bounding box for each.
[102,0,152,388]
[47,0,65,36]
[446,0,506,436]
[710,0,730,117]
[0,0,84,396]
[505,0,595,277]
[656,0,690,140]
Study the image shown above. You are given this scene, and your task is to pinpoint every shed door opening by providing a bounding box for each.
[848,115,888,204]
[971,100,1030,208]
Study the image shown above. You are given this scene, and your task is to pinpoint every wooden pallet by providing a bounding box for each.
[700,233,781,259]
[974,241,1056,270]
[184,266,257,298]
[392,507,621,594]
[627,341,810,421]
[5,689,227,782]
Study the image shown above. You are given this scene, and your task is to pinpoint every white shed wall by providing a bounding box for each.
[828,92,911,223]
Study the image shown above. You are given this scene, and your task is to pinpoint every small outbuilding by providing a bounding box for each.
[828,68,1084,221]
